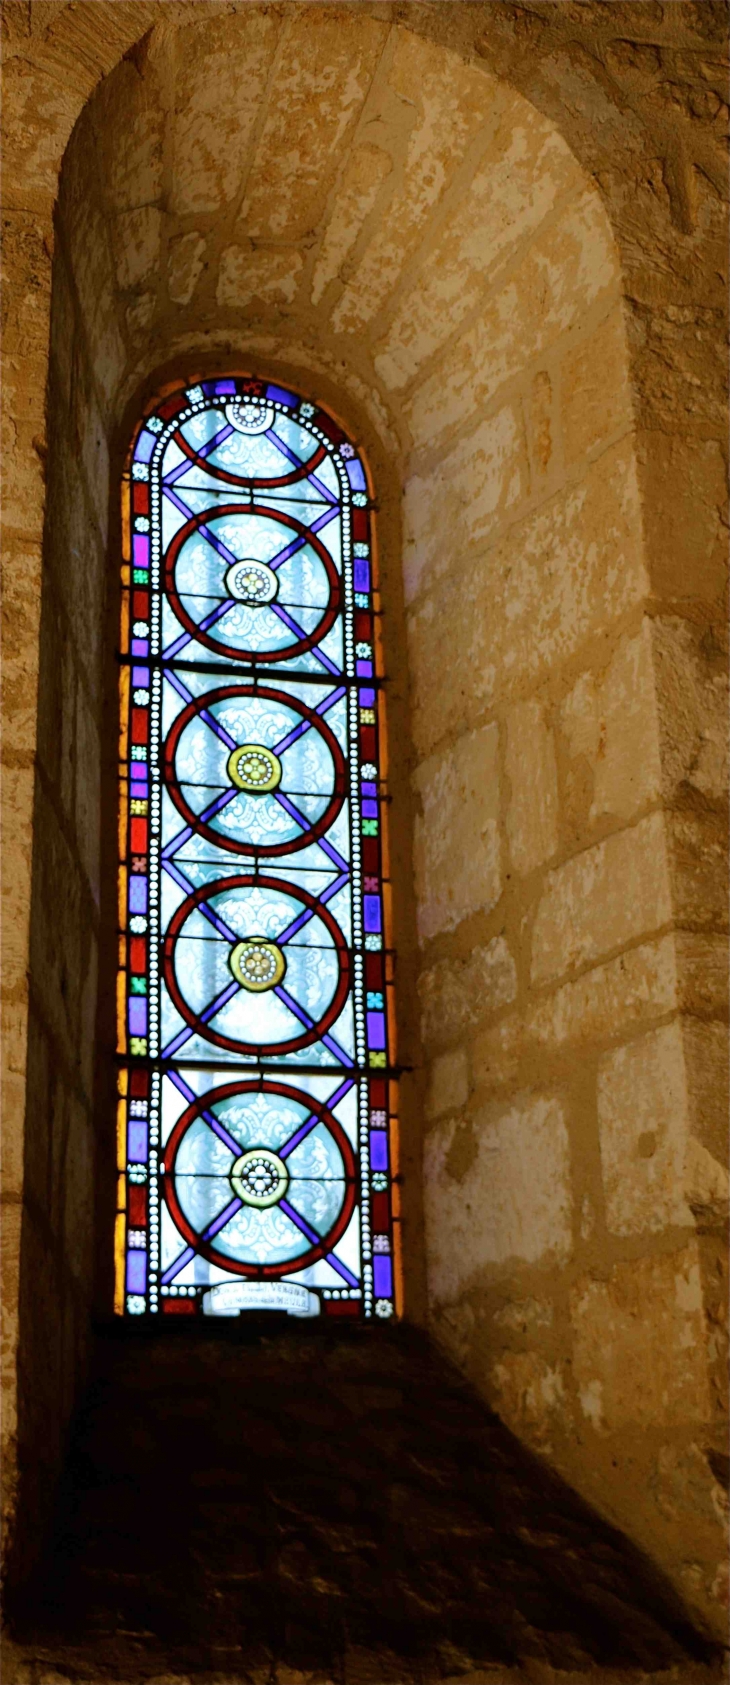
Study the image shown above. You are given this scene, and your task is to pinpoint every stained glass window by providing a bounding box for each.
[115,377,400,1322]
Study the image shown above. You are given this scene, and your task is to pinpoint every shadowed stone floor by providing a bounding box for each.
[4,1326,725,1683]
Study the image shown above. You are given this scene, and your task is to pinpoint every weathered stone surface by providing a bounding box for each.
[598,1022,693,1238]
[403,401,528,606]
[531,812,673,988]
[490,1350,566,1450]
[675,931,729,1019]
[89,53,165,212]
[405,187,620,450]
[571,1245,712,1433]
[7,1329,715,1680]
[311,143,392,305]
[666,812,729,931]
[239,11,385,242]
[474,934,680,1088]
[558,622,663,827]
[373,89,585,389]
[652,615,729,803]
[217,244,304,309]
[167,230,206,306]
[425,1093,572,1303]
[110,205,161,292]
[425,1047,469,1121]
[413,723,500,942]
[1,543,43,757]
[171,12,279,215]
[683,1019,730,1169]
[0,770,35,991]
[332,28,496,334]
[637,434,728,605]
[418,935,517,1050]
[560,303,634,463]
[408,440,647,757]
[504,696,558,874]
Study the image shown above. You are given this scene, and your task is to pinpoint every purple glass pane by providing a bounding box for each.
[370,1131,388,1171]
[359,688,375,707]
[366,1011,386,1050]
[134,431,156,464]
[356,660,373,678]
[213,378,236,394]
[133,535,150,568]
[132,666,149,686]
[129,876,148,914]
[130,764,148,784]
[362,800,378,818]
[128,1118,148,1161]
[128,998,148,1036]
[361,781,377,797]
[364,895,381,934]
[373,1255,392,1298]
[353,559,370,593]
[345,458,366,491]
[267,384,296,407]
[126,1250,147,1294]
[131,639,149,657]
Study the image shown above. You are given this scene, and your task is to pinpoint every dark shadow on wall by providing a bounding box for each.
[6,1324,723,1682]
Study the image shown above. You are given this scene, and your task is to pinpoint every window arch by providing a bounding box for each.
[115,376,400,1323]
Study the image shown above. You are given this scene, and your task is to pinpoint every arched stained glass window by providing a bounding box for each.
[115,377,400,1322]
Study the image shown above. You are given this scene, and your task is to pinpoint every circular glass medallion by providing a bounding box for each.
[162,1078,357,1279]
[225,398,275,435]
[163,872,350,1056]
[164,683,346,860]
[226,743,282,794]
[166,502,340,665]
[229,937,286,992]
[224,558,278,604]
[230,1147,289,1209]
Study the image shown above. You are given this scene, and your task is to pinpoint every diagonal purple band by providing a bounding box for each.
[162,786,238,862]
[264,427,338,505]
[160,974,241,1062]
[161,859,239,943]
[167,1069,241,1157]
[272,684,345,756]
[163,423,235,486]
[277,1200,359,1288]
[203,1194,243,1242]
[165,668,237,751]
[162,484,240,568]
[278,1077,354,1161]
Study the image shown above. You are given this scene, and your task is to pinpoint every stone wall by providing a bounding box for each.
[1,0,727,1639]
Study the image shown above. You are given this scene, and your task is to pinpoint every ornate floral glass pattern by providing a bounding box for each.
[115,378,400,1321]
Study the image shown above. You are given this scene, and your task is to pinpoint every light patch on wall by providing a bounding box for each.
[598,1021,694,1237]
[413,722,501,941]
[424,1092,572,1304]
[570,1245,711,1433]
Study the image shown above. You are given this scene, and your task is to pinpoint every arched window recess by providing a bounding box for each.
[115,376,400,1324]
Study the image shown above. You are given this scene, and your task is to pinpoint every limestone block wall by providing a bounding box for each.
[1,0,727,1636]
[409,367,728,1621]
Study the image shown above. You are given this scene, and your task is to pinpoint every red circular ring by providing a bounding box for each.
[171,426,331,491]
[162,1078,357,1279]
[164,683,346,857]
[163,872,350,1055]
[164,502,340,663]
